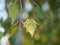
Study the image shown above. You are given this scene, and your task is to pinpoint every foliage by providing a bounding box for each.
[0,0,60,45]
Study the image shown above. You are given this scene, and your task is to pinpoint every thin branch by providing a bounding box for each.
[20,0,23,12]
[32,0,35,18]
[32,0,40,26]
[20,0,23,30]
[20,19,24,24]
[33,1,40,7]
[14,20,20,26]
[12,0,17,5]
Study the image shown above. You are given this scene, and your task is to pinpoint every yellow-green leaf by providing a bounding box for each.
[8,3,18,24]
[10,25,17,36]
[24,19,37,37]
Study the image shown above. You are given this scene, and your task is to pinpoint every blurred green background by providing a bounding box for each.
[0,0,60,45]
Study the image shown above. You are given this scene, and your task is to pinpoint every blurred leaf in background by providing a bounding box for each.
[0,0,60,45]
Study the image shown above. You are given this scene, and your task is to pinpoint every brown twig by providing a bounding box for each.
[19,0,23,30]
[33,1,40,7]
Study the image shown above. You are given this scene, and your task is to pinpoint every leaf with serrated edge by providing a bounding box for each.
[8,3,18,24]
[24,19,37,37]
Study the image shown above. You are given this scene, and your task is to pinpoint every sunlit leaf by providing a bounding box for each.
[10,25,17,36]
[24,19,37,37]
[8,3,18,24]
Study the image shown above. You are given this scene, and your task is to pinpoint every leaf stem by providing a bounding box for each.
[33,1,40,7]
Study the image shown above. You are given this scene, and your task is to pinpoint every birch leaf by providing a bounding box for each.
[10,25,17,36]
[24,19,37,37]
[8,3,18,24]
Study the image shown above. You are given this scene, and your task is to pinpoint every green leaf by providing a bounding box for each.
[10,25,17,36]
[24,19,37,37]
[35,6,43,20]
[8,3,18,24]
